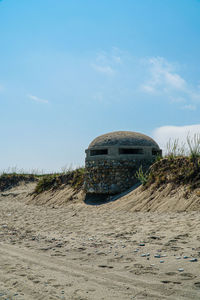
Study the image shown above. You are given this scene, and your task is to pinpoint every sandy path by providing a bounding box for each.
[0,243,141,300]
[0,184,200,299]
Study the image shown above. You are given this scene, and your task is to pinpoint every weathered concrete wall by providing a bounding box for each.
[84,158,154,194]
[85,131,162,195]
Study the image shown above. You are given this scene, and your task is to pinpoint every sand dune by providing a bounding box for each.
[0,182,200,299]
[107,183,200,213]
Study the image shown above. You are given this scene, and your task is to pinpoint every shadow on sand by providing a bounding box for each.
[84,183,140,206]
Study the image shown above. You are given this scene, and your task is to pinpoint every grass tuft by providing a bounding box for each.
[135,166,149,185]
[165,138,186,158]
[187,133,200,161]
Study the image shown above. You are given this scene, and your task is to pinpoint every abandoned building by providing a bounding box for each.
[84,131,162,195]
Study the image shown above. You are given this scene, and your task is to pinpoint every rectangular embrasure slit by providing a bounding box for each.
[119,148,143,155]
[90,149,108,156]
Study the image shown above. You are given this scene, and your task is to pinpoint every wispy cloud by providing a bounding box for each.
[90,50,200,110]
[27,94,49,104]
[141,57,186,94]
[141,56,200,109]
[152,124,200,151]
[181,104,196,111]
[169,96,185,103]
[91,48,123,76]
[91,64,114,75]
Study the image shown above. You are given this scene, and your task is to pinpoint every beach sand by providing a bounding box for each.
[0,182,200,299]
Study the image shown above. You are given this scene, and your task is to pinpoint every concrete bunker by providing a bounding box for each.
[85,131,162,195]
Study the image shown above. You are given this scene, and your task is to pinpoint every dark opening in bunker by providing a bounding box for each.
[119,148,144,155]
[90,149,108,156]
[152,149,162,156]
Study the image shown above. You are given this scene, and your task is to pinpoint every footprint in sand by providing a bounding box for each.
[65,283,73,287]
[98,264,113,269]
[161,280,171,284]
[19,273,27,277]
[180,273,196,280]
[172,281,182,285]
[165,272,177,276]
[194,282,200,289]
[52,284,62,288]
[33,279,41,284]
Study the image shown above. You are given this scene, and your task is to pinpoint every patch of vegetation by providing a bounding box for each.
[138,134,200,192]
[166,138,186,158]
[0,173,37,192]
[187,134,200,161]
[69,168,85,190]
[135,166,149,185]
[145,156,200,190]
[33,168,85,194]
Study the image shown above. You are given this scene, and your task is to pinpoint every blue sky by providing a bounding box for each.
[0,0,200,172]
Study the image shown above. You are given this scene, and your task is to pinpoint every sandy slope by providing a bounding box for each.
[107,183,200,212]
[0,182,200,299]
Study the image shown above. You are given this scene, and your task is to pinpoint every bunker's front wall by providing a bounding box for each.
[84,158,154,195]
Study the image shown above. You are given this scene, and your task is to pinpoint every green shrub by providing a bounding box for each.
[135,166,149,185]
[33,174,59,194]
[69,168,85,190]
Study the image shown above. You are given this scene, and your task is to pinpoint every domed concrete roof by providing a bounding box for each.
[88,131,160,148]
